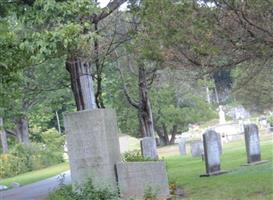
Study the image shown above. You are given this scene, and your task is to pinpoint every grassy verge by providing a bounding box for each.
[0,162,69,188]
[166,137,273,200]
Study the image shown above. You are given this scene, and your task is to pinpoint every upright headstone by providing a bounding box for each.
[244,124,263,164]
[201,130,226,176]
[64,109,121,188]
[140,137,159,160]
[178,140,187,156]
[191,140,204,157]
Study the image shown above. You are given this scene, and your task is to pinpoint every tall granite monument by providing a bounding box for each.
[64,109,121,187]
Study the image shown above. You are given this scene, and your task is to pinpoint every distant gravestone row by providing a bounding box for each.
[178,123,267,177]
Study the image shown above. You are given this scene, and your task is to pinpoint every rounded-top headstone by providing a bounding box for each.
[244,124,261,163]
[203,130,221,175]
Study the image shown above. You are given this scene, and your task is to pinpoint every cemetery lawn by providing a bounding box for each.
[0,162,69,188]
[165,136,273,200]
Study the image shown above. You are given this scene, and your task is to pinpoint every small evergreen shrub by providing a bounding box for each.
[121,150,157,162]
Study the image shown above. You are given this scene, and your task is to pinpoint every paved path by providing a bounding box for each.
[0,171,71,200]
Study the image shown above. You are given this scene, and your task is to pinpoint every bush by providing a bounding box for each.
[121,150,157,162]
[46,178,119,200]
[0,129,65,179]
[0,154,28,178]
[267,116,273,127]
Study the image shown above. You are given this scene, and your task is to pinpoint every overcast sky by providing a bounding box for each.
[98,0,127,10]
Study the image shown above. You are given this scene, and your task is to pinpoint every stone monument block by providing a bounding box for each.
[244,124,261,164]
[201,130,226,176]
[140,137,159,160]
[178,140,187,156]
[116,161,170,199]
[191,140,204,157]
[64,109,121,188]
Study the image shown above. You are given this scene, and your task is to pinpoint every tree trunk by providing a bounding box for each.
[94,22,105,109]
[214,87,220,104]
[162,123,170,145]
[55,111,61,133]
[0,117,8,153]
[169,125,178,144]
[154,125,166,146]
[138,65,155,138]
[66,57,97,111]
[15,117,30,145]
[206,86,211,104]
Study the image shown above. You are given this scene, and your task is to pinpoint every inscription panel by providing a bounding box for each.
[64,109,121,188]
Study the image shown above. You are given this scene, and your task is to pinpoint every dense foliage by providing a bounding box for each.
[0,129,64,178]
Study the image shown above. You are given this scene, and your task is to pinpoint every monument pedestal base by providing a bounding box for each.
[200,170,229,177]
[241,160,269,166]
[116,161,169,200]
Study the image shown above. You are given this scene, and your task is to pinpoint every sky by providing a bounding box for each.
[98,0,128,10]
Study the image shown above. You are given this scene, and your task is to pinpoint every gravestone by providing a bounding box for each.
[116,161,169,199]
[201,130,227,176]
[191,140,204,157]
[243,124,267,165]
[140,137,159,160]
[178,140,187,155]
[64,109,121,188]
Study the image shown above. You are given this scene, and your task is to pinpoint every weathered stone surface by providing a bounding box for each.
[178,140,187,156]
[244,124,261,163]
[140,137,158,160]
[116,161,170,200]
[190,140,204,157]
[64,109,121,188]
[203,130,221,175]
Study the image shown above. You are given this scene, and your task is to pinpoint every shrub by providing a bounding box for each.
[0,133,64,179]
[46,178,119,200]
[0,154,28,178]
[267,116,273,127]
[121,150,157,162]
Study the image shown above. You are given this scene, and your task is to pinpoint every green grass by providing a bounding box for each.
[166,137,273,200]
[0,162,69,188]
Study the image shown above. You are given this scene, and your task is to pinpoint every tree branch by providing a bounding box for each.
[92,0,127,23]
